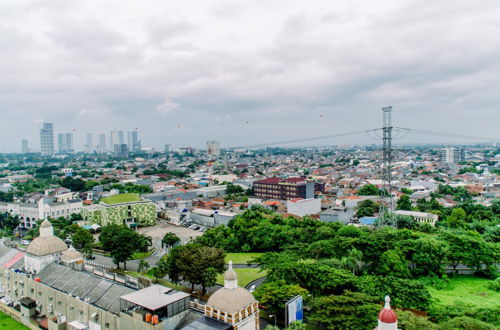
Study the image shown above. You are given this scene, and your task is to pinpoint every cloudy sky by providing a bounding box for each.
[1,0,499,152]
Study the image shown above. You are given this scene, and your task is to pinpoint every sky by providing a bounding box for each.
[1,0,499,152]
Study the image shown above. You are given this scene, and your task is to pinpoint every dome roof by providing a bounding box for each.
[61,246,83,262]
[26,236,68,256]
[378,296,397,323]
[207,287,256,314]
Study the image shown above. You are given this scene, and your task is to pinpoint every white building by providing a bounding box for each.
[286,198,321,217]
[40,123,54,156]
[440,147,465,163]
[206,140,221,157]
[394,210,439,226]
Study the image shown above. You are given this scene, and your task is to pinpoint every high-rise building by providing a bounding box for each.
[40,123,54,156]
[440,147,465,163]
[164,144,171,153]
[58,133,74,153]
[127,131,141,152]
[21,139,29,153]
[114,144,129,158]
[85,133,93,153]
[97,133,106,153]
[110,130,124,151]
[207,140,221,157]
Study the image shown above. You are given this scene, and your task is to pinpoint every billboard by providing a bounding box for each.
[285,295,304,327]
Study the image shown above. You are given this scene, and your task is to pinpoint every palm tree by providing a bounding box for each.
[341,249,366,275]
[138,259,150,274]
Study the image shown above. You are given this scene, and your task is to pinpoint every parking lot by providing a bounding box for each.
[138,220,204,246]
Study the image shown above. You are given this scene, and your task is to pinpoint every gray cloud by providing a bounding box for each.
[0,0,499,152]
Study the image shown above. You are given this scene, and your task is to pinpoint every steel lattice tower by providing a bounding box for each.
[379,106,394,224]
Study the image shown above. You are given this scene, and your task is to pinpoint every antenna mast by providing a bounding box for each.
[380,106,395,224]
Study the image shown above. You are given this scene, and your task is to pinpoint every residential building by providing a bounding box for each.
[206,140,221,157]
[286,198,321,217]
[440,147,465,163]
[21,139,29,153]
[127,130,141,152]
[253,177,324,200]
[164,144,170,153]
[40,123,54,156]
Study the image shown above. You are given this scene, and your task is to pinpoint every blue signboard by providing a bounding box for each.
[285,295,304,326]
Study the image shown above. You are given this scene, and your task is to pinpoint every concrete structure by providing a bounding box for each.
[286,198,321,217]
[0,195,82,229]
[97,133,106,153]
[127,131,141,152]
[320,207,354,224]
[85,133,93,154]
[394,210,439,226]
[114,144,129,158]
[24,220,68,274]
[189,209,237,228]
[202,261,259,329]
[81,197,156,227]
[253,177,324,200]
[21,139,29,153]
[197,185,227,198]
[110,130,124,150]
[0,238,189,330]
[440,147,465,163]
[40,123,54,157]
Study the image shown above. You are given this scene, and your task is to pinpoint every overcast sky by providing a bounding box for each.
[1,0,499,152]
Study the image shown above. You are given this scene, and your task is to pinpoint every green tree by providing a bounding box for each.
[357,184,380,196]
[162,232,181,249]
[396,194,412,211]
[71,227,94,249]
[308,291,379,330]
[397,310,439,329]
[100,225,146,269]
[0,212,20,233]
[253,280,309,316]
[439,316,496,330]
[138,259,150,274]
[149,258,169,282]
[340,248,366,275]
[447,208,467,228]
[378,250,410,278]
[166,243,225,294]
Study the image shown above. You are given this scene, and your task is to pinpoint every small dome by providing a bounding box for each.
[378,296,397,323]
[61,246,83,262]
[26,237,68,256]
[207,287,257,314]
[224,261,237,281]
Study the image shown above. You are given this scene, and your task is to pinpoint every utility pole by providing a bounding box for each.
[379,106,395,225]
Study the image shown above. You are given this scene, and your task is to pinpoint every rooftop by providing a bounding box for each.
[120,284,190,311]
[101,193,140,205]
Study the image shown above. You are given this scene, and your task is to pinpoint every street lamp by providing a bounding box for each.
[269,314,277,327]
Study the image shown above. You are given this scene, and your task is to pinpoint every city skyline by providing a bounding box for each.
[1,1,500,152]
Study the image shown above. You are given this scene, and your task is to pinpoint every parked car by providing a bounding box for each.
[21,240,31,246]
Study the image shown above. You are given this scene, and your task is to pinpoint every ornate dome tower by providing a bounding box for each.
[205,261,260,329]
[376,296,398,330]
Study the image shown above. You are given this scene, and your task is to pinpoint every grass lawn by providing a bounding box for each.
[428,275,500,309]
[129,250,154,260]
[216,268,267,288]
[0,312,29,330]
[101,193,140,205]
[225,253,263,264]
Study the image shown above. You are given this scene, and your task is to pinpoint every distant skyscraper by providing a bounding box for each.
[65,133,74,152]
[127,130,141,152]
[21,139,29,153]
[58,133,65,153]
[114,144,129,158]
[207,140,221,157]
[40,123,54,156]
[85,133,93,153]
[97,133,106,153]
[110,130,124,150]
[164,144,171,153]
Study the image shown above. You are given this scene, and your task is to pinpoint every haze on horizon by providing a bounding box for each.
[1,0,499,152]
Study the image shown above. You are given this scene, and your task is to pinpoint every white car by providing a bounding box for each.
[21,240,31,246]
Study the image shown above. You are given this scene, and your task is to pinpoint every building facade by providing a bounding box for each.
[127,131,141,152]
[21,139,29,153]
[440,147,465,163]
[40,123,54,157]
[253,177,324,200]
[81,199,156,227]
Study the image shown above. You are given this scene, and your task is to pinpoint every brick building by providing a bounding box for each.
[252,177,324,200]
